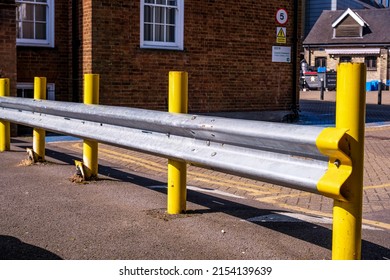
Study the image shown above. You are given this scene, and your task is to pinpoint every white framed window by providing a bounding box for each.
[140,0,184,50]
[17,82,55,100]
[16,0,55,48]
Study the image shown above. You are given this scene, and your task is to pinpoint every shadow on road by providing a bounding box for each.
[11,140,390,260]
[185,189,390,260]
[0,235,62,260]
[298,99,390,126]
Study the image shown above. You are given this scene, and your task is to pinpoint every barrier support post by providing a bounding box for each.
[0,78,11,152]
[332,63,366,260]
[167,71,188,214]
[83,74,99,180]
[33,77,47,161]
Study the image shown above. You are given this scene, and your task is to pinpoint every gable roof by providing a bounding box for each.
[303,9,390,46]
[331,8,369,27]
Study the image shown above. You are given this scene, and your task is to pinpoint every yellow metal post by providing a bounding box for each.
[33,77,47,161]
[0,78,11,152]
[332,63,366,260]
[167,71,188,214]
[83,74,99,179]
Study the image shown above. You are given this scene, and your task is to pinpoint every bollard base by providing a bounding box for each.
[72,160,98,183]
[26,148,45,163]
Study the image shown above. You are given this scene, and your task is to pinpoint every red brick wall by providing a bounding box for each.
[0,1,17,135]
[88,0,299,112]
[0,1,17,96]
[82,0,93,75]
[16,0,72,102]
[14,0,300,112]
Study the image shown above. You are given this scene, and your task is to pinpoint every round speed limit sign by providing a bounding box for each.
[276,8,288,25]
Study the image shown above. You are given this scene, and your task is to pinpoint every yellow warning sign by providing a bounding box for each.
[276,27,286,44]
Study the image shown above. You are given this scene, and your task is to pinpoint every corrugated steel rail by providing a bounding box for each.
[0,96,350,199]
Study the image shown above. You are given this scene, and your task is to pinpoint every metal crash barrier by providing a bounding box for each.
[0,63,366,260]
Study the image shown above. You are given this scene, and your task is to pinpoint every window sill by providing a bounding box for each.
[17,41,54,48]
[140,43,183,51]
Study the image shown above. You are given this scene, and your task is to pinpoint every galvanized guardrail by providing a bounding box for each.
[0,92,349,197]
[0,64,367,260]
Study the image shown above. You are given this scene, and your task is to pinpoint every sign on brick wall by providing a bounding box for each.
[275,8,288,25]
[272,46,291,63]
[276,27,287,44]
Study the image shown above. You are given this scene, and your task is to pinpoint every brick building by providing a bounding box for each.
[1,1,301,115]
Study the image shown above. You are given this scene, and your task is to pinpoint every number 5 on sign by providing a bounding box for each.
[276,8,288,25]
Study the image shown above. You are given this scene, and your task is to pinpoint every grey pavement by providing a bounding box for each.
[0,91,389,260]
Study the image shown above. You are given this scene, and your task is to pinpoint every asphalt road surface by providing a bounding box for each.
[0,91,389,260]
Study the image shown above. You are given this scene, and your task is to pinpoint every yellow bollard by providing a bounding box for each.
[167,71,188,214]
[0,78,11,152]
[332,63,366,260]
[33,77,47,161]
[83,74,99,179]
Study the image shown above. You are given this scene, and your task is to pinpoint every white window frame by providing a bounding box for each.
[16,0,55,48]
[17,82,55,100]
[140,0,184,50]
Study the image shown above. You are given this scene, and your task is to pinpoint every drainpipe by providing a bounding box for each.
[72,0,80,102]
[291,0,299,113]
